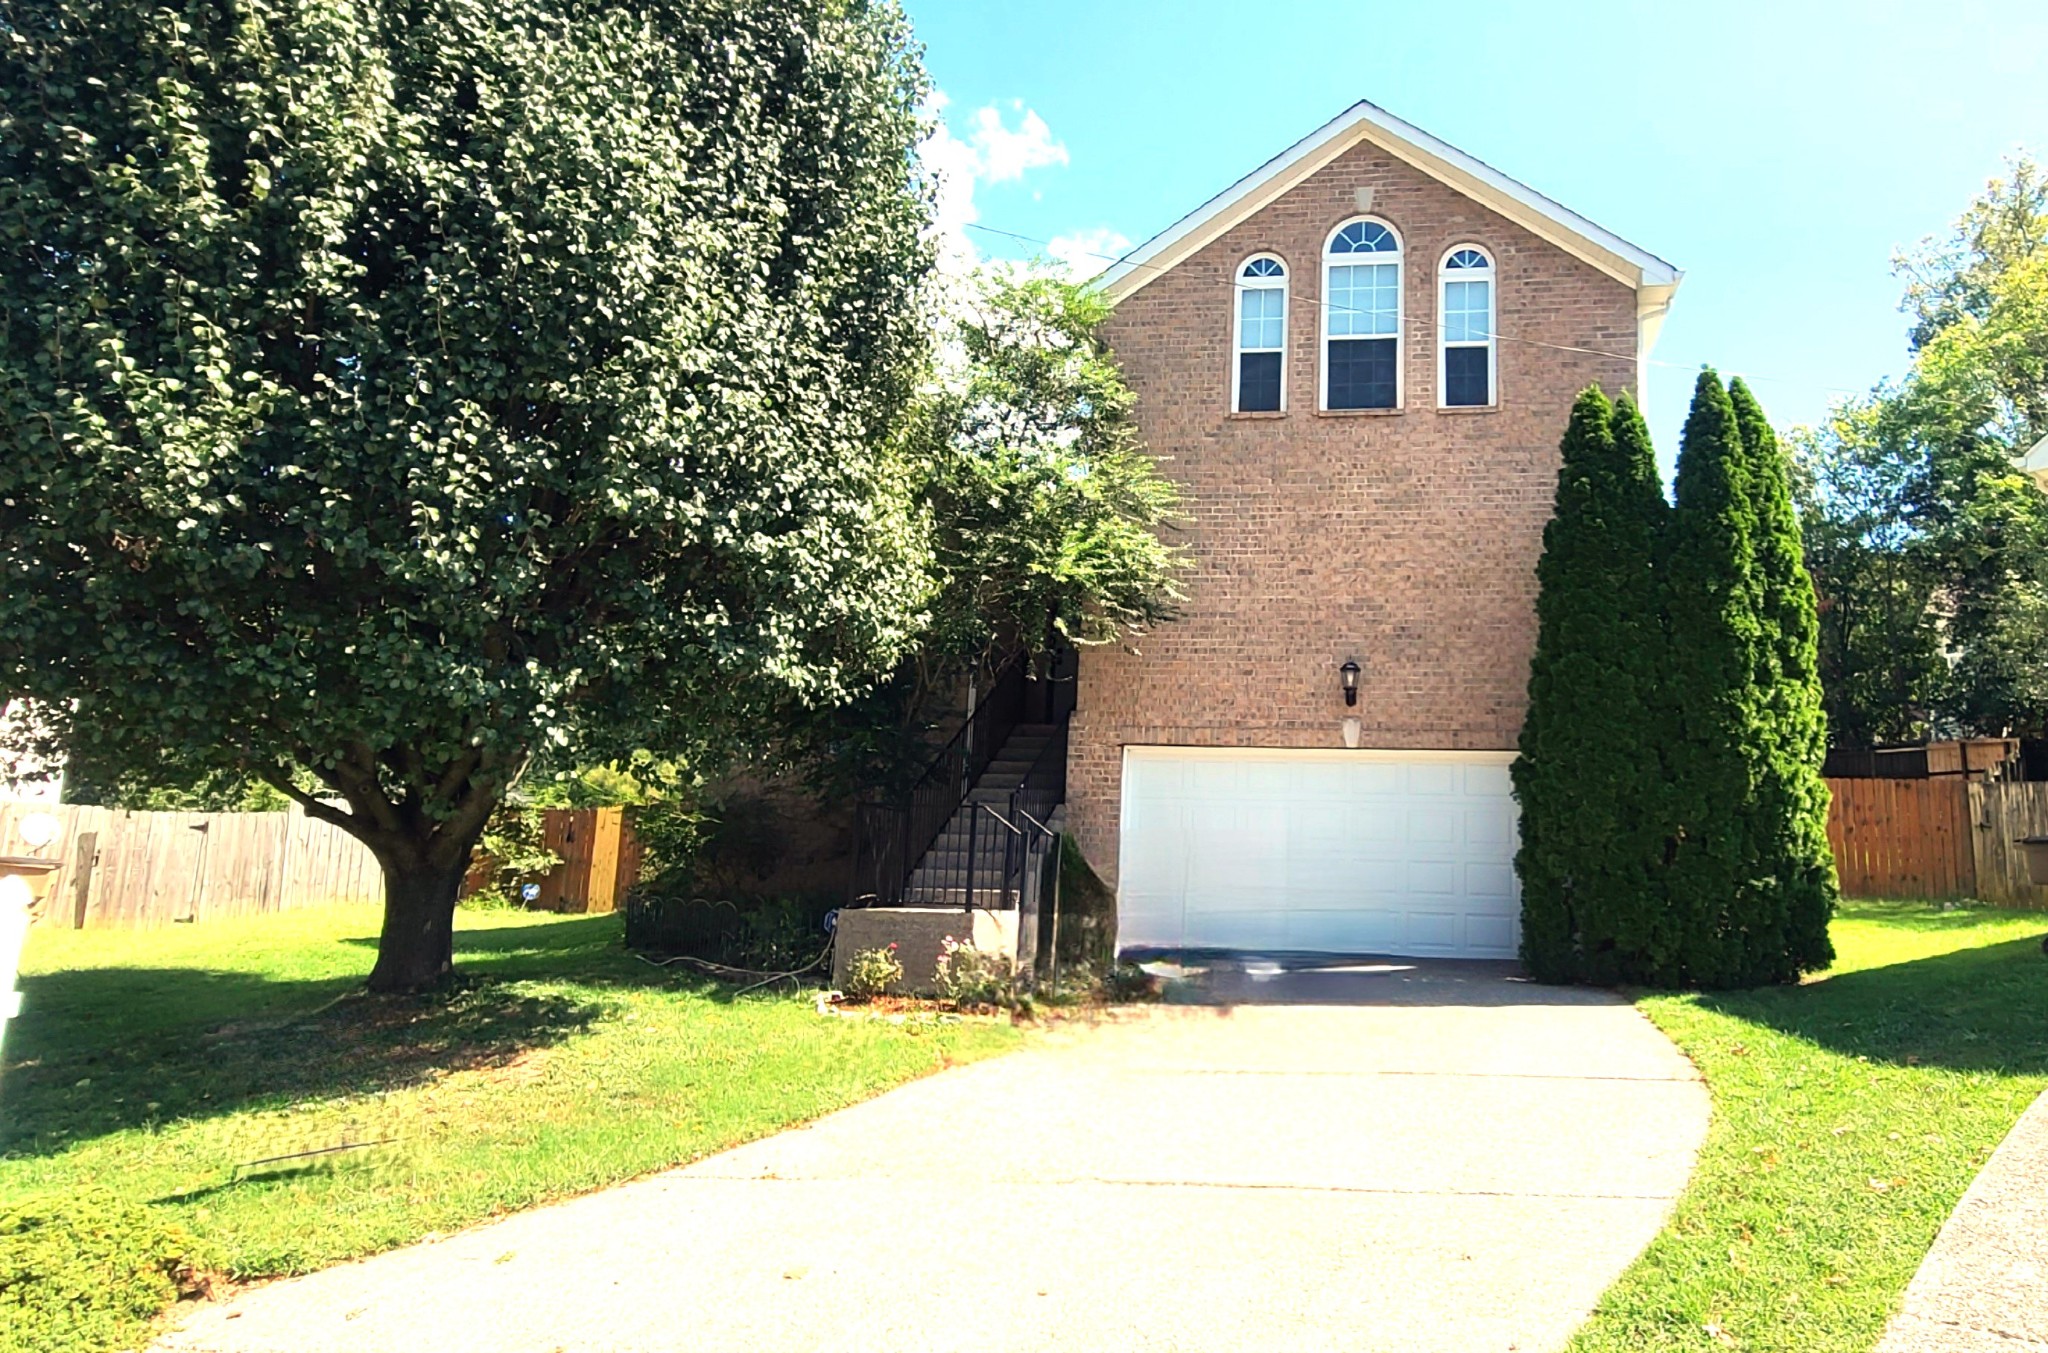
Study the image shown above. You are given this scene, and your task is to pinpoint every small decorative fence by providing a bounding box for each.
[1825,776,2048,908]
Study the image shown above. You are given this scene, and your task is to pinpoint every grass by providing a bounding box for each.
[1570,900,2048,1352]
[0,905,1018,1284]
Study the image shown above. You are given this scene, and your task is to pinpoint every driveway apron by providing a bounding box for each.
[158,961,1707,1353]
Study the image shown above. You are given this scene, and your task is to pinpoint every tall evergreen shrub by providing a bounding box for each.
[1514,388,1670,983]
[1519,372,1839,990]
[1663,371,1764,987]
[1729,378,1838,974]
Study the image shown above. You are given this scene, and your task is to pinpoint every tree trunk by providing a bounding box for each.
[365,849,473,994]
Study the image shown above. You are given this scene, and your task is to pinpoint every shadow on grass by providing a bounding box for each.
[1,967,606,1158]
[1833,899,2037,934]
[331,914,630,966]
[1696,934,2048,1075]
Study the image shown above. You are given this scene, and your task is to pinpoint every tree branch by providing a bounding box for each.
[257,766,371,839]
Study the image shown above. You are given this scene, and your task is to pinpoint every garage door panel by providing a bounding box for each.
[1466,913,1518,954]
[1466,861,1516,903]
[1403,859,1461,898]
[1405,807,1461,846]
[1287,908,1401,953]
[1120,749,1521,961]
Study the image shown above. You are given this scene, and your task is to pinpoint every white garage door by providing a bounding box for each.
[1118,748,1522,960]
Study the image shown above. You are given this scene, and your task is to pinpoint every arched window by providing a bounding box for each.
[1322,219,1402,410]
[1439,246,1495,407]
[1233,255,1287,412]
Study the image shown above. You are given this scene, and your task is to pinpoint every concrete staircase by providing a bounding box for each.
[900,723,1058,905]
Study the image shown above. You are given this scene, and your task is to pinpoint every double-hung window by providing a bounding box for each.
[1233,255,1287,412]
[1322,219,1402,410]
[1439,246,1496,407]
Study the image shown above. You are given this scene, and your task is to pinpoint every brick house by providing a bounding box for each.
[1065,101,1681,960]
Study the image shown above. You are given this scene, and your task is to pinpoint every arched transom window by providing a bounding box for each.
[1440,246,1496,407]
[1322,219,1402,410]
[1233,255,1287,412]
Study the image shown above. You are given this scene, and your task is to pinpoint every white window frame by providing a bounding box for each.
[1231,253,1289,413]
[1437,244,1497,409]
[1319,217,1404,412]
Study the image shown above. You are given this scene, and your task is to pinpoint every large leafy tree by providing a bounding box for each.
[0,0,935,990]
[1794,156,2048,741]
[1514,387,1670,984]
[783,271,1187,797]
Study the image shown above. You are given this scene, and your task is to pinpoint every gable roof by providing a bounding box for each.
[1100,100,1682,358]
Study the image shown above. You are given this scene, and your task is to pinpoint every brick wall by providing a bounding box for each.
[1068,138,1640,887]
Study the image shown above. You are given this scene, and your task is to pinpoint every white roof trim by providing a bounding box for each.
[2020,432,2048,480]
[1100,100,1681,307]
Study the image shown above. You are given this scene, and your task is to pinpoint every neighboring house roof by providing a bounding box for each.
[1100,100,1684,366]
[2021,431,2048,487]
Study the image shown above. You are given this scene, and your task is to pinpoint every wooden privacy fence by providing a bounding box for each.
[1825,776,2048,908]
[1826,778,1977,901]
[0,800,381,929]
[0,800,643,929]
[1966,781,2048,908]
[525,806,642,914]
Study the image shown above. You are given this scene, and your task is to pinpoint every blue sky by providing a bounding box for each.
[903,0,2047,473]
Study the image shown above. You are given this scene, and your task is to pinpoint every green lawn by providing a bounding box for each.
[1571,900,2048,1352]
[1,905,1017,1282]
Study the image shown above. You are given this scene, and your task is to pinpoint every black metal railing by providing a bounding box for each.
[848,652,1027,909]
[848,655,1069,930]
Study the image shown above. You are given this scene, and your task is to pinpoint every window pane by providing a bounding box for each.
[1333,221,1396,254]
[1238,351,1282,411]
[1239,288,1282,350]
[1445,345,1490,407]
[1328,263,1397,337]
[1443,279,1489,343]
[1327,337,1396,409]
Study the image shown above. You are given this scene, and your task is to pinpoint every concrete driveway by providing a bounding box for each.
[159,960,1707,1353]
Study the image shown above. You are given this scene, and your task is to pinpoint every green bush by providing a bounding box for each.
[932,938,1019,1009]
[0,1191,215,1353]
[623,894,832,971]
[841,945,903,1000]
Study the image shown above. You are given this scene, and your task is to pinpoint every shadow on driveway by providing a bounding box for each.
[1129,952,1620,1008]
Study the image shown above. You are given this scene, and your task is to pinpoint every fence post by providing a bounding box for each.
[0,878,28,1086]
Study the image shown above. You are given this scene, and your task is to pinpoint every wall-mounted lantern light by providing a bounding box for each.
[1339,659,1361,707]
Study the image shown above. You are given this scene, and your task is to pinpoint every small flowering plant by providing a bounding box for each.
[932,936,1018,1009]
[842,943,903,1001]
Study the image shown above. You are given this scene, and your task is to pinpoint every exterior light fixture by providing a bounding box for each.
[1339,659,1361,707]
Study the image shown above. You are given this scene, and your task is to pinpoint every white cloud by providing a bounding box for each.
[920,93,1071,277]
[964,101,1068,184]
[1047,227,1133,281]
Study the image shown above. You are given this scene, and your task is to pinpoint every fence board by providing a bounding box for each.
[1968,781,2048,909]
[1824,778,1976,901]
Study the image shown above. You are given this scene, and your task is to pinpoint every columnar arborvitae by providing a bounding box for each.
[1663,371,1775,987]
[1521,372,1838,990]
[1729,378,1838,975]
[1514,387,1670,983]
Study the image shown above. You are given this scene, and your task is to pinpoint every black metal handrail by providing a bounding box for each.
[848,652,1029,909]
